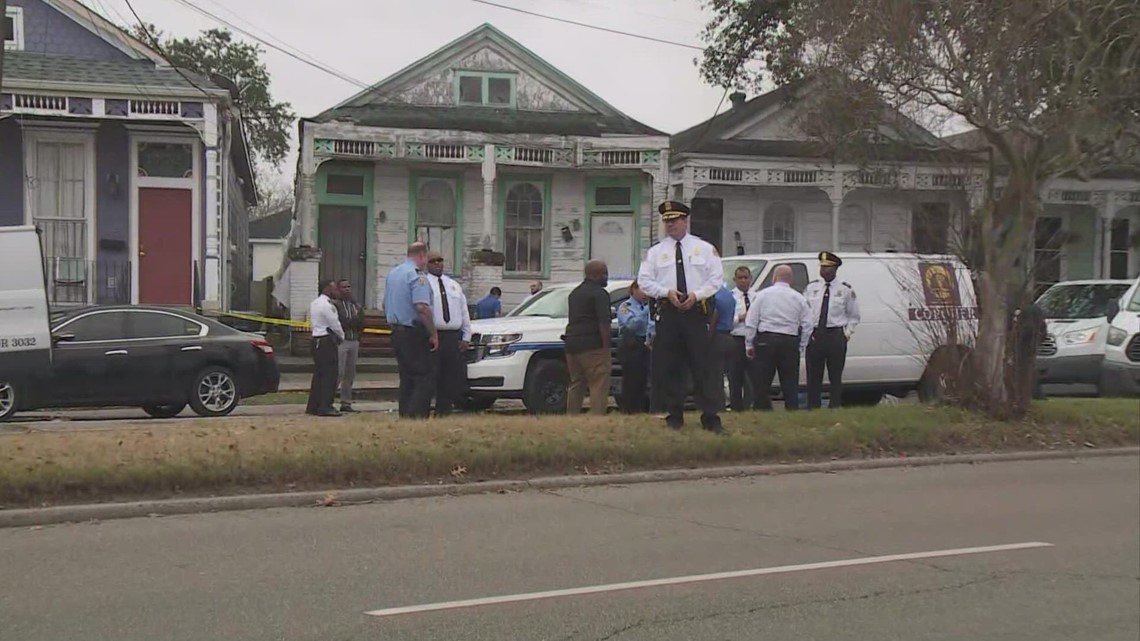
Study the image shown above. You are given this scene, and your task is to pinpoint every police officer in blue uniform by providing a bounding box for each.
[384,242,438,419]
[616,281,653,413]
[708,283,737,412]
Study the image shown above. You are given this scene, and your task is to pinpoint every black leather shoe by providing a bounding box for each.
[665,417,684,430]
[317,410,342,417]
[340,405,358,413]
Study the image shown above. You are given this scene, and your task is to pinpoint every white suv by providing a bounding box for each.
[1034,280,1135,393]
[1102,277,1140,396]
[463,280,632,413]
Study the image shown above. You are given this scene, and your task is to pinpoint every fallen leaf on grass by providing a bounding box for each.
[450,465,467,478]
[317,492,339,507]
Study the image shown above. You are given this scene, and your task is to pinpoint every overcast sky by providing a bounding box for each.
[93,0,737,186]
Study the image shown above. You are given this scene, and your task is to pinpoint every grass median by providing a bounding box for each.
[1,399,1137,508]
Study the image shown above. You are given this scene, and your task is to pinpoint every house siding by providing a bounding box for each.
[0,120,23,226]
[10,0,133,61]
[372,164,412,305]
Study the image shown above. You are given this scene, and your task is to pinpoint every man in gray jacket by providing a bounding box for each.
[334,279,365,412]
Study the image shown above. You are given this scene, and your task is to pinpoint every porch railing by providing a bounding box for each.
[43,257,132,306]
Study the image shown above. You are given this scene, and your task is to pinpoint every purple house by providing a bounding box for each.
[1,0,256,310]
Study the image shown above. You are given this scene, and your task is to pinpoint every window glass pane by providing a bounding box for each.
[138,142,193,178]
[1109,253,1129,279]
[416,179,457,225]
[763,203,795,252]
[1110,218,1130,251]
[129,313,201,339]
[757,263,809,293]
[594,186,632,208]
[912,203,950,253]
[326,173,364,196]
[61,312,127,342]
[839,204,870,250]
[488,77,512,105]
[459,76,482,103]
[4,16,14,41]
[505,183,545,273]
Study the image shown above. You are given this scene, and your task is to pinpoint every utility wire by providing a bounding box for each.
[122,0,213,97]
[471,0,706,51]
[163,0,370,89]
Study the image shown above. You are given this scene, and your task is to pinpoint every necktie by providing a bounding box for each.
[742,289,750,313]
[438,277,451,323]
[817,282,831,329]
[675,242,687,295]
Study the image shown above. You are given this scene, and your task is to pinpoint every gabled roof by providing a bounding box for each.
[673,78,971,164]
[250,209,293,240]
[311,23,664,137]
[4,52,216,93]
[45,0,166,64]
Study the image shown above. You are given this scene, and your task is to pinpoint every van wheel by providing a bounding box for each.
[0,382,19,421]
[842,390,884,407]
[142,403,187,419]
[189,367,240,417]
[524,359,568,414]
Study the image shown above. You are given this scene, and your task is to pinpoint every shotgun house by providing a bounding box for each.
[0,0,257,311]
[669,80,1140,294]
[669,81,985,273]
[295,23,669,310]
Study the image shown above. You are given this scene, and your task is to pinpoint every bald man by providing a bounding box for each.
[744,264,814,410]
[564,260,613,415]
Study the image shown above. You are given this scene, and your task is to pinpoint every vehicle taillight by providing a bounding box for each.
[251,339,274,356]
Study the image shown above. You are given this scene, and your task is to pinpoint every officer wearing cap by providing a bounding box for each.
[636,200,724,432]
[804,251,861,409]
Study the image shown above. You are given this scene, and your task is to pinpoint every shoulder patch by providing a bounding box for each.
[416,275,427,286]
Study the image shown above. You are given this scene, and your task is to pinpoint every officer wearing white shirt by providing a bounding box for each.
[426,251,472,415]
[726,265,757,412]
[803,251,861,409]
[306,279,345,417]
[744,265,813,410]
[636,200,724,433]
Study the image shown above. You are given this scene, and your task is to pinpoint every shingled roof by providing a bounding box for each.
[308,104,663,137]
[4,52,217,94]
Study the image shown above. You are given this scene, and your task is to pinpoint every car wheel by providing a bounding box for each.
[841,390,884,407]
[524,358,568,414]
[189,367,240,417]
[142,403,188,419]
[0,382,18,422]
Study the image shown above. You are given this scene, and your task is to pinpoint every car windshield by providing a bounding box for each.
[1035,283,1132,319]
[720,258,768,287]
[1127,282,1140,312]
[508,288,573,318]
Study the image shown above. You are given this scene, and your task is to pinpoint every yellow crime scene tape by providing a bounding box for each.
[219,311,393,335]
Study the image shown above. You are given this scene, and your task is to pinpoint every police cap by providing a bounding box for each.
[658,200,690,220]
[818,251,843,267]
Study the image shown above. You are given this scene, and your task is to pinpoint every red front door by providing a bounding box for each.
[138,188,193,305]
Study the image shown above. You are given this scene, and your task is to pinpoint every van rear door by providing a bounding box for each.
[0,226,53,381]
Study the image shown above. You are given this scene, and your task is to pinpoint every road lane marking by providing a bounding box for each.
[365,541,1053,618]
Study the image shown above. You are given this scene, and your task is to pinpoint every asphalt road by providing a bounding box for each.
[2,457,1137,640]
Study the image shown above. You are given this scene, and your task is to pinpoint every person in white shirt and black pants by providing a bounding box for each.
[726,265,756,411]
[745,265,813,410]
[804,251,861,409]
[636,200,725,433]
[306,279,345,417]
[425,251,472,415]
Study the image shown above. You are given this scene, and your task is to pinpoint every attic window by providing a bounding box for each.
[455,72,515,108]
[4,7,24,51]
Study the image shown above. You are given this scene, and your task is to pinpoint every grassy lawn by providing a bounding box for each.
[1,399,1136,508]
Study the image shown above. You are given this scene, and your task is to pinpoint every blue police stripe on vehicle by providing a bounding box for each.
[507,342,566,352]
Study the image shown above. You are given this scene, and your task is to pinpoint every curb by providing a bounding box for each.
[2,447,1137,529]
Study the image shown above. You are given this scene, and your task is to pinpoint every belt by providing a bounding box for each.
[815,326,844,333]
[657,297,711,313]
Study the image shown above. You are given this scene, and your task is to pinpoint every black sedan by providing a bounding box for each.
[0,306,280,421]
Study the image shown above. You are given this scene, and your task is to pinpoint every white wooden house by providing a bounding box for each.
[294,24,669,309]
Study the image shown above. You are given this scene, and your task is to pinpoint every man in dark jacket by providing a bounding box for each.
[334,279,365,412]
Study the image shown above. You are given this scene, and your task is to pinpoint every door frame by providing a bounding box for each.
[585,175,642,278]
[21,128,98,304]
[316,162,374,306]
[129,134,201,305]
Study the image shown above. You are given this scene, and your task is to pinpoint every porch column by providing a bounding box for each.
[1097,191,1117,278]
[298,127,317,247]
[650,150,670,243]
[829,174,844,249]
[480,143,495,249]
[201,102,222,311]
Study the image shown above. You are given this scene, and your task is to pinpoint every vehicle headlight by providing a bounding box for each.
[1061,329,1097,345]
[1106,327,1128,346]
[482,333,522,357]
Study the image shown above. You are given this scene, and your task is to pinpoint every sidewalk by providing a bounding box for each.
[278,372,399,392]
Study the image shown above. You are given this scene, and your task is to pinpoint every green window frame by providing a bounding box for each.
[453,71,517,108]
[585,176,643,276]
[409,172,465,273]
[499,175,552,278]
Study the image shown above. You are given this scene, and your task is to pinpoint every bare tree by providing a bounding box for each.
[701,0,1140,417]
[251,166,294,220]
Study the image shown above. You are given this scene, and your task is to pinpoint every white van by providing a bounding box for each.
[0,226,53,419]
[464,251,977,411]
[1102,277,1140,396]
[1033,279,1135,392]
[721,252,978,404]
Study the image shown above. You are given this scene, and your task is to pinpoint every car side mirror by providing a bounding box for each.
[52,333,76,344]
[1106,299,1120,323]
